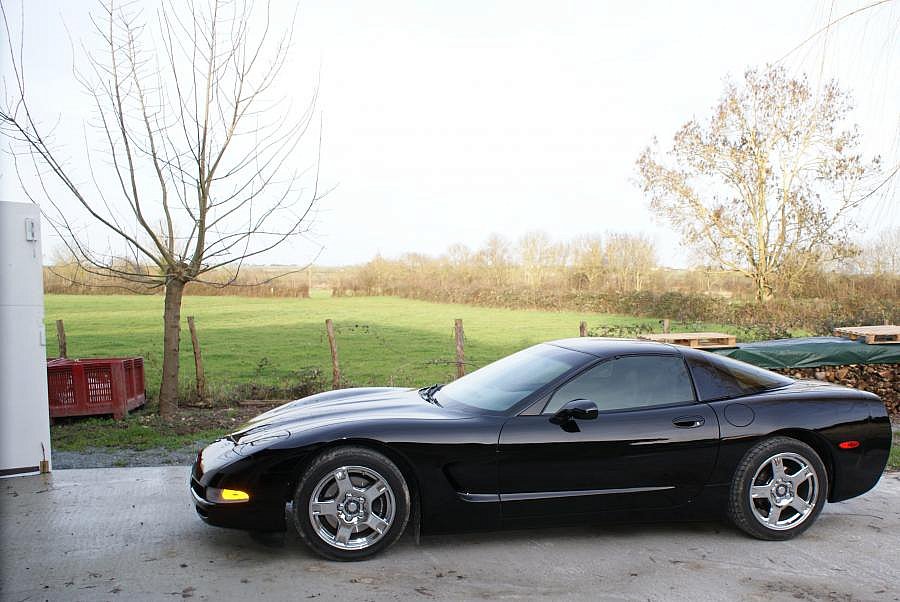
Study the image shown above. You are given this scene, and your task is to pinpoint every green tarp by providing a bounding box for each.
[712,337,900,369]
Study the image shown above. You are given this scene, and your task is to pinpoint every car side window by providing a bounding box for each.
[543,354,696,414]
[684,351,793,402]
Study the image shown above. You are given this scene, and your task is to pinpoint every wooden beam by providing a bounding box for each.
[639,332,736,349]
[326,319,341,389]
[454,319,466,379]
[187,316,206,402]
[55,319,67,358]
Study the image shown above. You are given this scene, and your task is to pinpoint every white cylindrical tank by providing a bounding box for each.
[0,200,51,477]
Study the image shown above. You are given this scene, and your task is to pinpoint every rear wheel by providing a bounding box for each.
[728,437,827,541]
[293,446,410,561]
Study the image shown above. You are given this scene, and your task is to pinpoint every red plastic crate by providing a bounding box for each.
[47,357,146,420]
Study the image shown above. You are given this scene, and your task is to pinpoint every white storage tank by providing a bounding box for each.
[0,200,51,477]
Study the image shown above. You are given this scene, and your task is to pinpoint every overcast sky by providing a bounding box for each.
[2,0,898,267]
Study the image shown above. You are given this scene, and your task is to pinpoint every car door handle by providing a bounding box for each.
[672,416,705,428]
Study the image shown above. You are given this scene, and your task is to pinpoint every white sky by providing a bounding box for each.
[2,0,898,268]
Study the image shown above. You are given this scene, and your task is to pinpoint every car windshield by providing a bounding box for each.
[435,344,589,414]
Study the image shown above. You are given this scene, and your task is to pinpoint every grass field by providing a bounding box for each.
[43,293,898,468]
[45,291,742,401]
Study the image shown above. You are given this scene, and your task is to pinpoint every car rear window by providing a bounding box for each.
[685,351,792,402]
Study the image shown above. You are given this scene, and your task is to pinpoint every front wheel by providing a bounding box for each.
[728,437,827,541]
[293,446,410,561]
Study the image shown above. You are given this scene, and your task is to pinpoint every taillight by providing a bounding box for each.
[838,440,860,449]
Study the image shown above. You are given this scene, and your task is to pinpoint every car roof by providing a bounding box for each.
[546,337,680,359]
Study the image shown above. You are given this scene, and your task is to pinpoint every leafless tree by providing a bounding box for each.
[475,233,512,288]
[570,233,656,292]
[603,233,656,292]
[780,0,900,233]
[1,0,323,418]
[636,66,880,301]
[845,227,900,276]
[517,231,568,290]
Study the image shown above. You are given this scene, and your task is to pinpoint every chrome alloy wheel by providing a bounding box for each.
[307,465,396,550]
[749,452,818,531]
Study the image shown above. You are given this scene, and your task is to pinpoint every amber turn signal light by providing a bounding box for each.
[207,487,250,503]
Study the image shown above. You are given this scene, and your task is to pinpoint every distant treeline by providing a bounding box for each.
[43,263,311,298]
[331,232,900,336]
[43,231,899,335]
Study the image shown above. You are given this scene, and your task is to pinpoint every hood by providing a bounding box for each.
[231,387,466,442]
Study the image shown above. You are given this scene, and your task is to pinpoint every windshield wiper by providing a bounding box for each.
[419,383,444,407]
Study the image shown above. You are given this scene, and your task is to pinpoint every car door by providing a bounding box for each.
[498,353,720,519]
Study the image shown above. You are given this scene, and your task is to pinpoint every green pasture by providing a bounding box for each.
[44,292,739,400]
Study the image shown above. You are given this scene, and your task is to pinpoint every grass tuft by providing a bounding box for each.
[889,431,900,471]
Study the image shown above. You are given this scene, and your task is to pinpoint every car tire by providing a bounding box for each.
[728,436,828,541]
[292,446,411,561]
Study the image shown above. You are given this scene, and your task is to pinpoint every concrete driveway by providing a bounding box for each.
[1,467,898,602]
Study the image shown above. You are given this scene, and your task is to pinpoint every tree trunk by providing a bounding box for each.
[754,274,774,302]
[159,278,186,419]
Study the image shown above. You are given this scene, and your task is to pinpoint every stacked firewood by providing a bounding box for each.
[772,364,899,417]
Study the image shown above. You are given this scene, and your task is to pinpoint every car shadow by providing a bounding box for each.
[205,517,745,562]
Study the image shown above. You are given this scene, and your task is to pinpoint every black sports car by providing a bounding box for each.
[191,338,892,561]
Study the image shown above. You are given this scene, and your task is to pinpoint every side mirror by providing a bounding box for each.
[550,399,599,425]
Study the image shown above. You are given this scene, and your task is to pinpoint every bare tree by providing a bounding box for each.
[571,233,656,292]
[1,0,322,418]
[604,233,655,292]
[848,227,900,276]
[518,231,568,289]
[637,66,879,301]
[476,233,513,288]
[571,234,609,290]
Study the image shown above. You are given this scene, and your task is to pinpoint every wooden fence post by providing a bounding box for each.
[454,319,466,379]
[579,321,587,337]
[187,316,206,402]
[326,319,341,389]
[55,319,67,358]
[662,319,670,334]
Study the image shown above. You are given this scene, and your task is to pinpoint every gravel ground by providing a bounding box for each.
[52,446,198,468]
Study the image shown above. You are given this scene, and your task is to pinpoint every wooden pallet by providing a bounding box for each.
[638,332,737,349]
[833,325,900,345]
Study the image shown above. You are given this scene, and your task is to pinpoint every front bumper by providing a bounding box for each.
[190,440,289,532]
[190,468,286,531]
